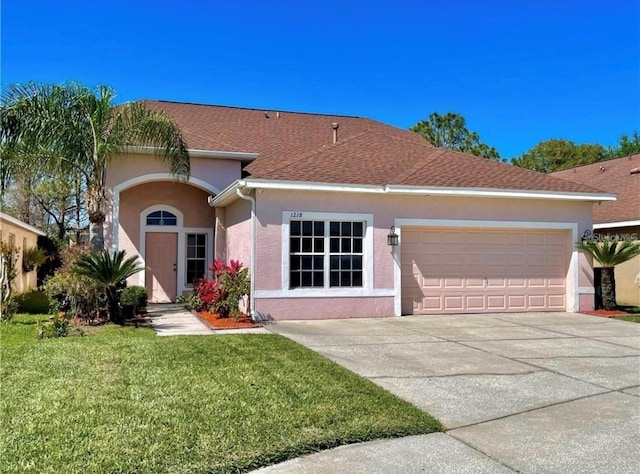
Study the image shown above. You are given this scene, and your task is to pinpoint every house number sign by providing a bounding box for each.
[290,212,303,218]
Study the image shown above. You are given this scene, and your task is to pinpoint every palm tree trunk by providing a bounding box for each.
[600,267,617,310]
[106,286,123,325]
[89,217,105,253]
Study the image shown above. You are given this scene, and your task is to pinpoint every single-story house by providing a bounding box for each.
[0,212,46,294]
[551,154,639,306]
[105,101,615,320]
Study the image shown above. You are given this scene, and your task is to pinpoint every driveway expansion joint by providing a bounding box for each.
[444,433,520,473]
[370,370,543,380]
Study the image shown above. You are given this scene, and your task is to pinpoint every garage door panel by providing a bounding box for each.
[401,228,569,314]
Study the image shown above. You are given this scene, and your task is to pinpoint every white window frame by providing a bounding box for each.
[271,211,377,298]
[185,232,208,285]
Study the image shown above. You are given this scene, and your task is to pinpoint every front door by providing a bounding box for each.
[145,232,178,302]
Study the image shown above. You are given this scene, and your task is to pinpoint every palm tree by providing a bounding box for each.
[1,82,189,251]
[576,238,640,310]
[74,250,144,324]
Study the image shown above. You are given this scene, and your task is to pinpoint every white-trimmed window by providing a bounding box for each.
[146,210,177,226]
[284,212,372,292]
[186,233,207,285]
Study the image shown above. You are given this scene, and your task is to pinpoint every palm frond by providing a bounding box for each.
[576,239,640,268]
[74,250,143,287]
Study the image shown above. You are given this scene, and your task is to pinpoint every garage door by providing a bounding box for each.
[401,227,569,314]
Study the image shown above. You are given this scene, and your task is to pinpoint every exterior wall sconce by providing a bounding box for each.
[387,226,399,246]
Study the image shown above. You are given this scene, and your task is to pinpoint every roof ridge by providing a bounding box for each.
[550,154,640,173]
[141,99,364,119]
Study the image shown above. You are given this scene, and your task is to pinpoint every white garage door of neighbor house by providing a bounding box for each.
[401,227,570,314]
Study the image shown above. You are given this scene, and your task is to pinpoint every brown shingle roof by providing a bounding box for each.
[143,100,610,196]
[551,155,640,224]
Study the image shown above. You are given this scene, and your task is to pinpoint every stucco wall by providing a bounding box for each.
[223,198,251,270]
[247,189,595,320]
[105,152,241,192]
[0,219,41,294]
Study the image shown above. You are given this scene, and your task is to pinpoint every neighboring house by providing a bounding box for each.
[0,212,46,294]
[552,154,640,306]
[105,101,615,319]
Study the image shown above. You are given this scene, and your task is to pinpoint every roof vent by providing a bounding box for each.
[264,112,270,118]
[631,167,640,175]
[332,122,339,143]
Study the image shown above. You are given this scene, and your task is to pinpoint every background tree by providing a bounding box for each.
[410,112,501,161]
[608,131,640,158]
[1,82,190,251]
[511,139,607,173]
[576,238,640,310]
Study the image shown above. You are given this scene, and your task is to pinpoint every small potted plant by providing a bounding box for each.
[22,247,46,273]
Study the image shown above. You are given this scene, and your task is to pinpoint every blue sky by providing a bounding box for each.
[2,0,638,158]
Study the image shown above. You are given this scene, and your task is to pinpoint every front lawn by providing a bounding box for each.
[0,315,441,473]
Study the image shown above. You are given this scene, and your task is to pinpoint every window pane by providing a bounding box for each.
[302,221,313,236]
[196,246,206,259]
[291,272,301,288]
[301,272,312,287]
[330,238,340,252]
[341,272,351,287]
[197,234,206,245]
[187,234,196,245]
[352,271,363,287]
[314,221,324,235]
[147,217,161,225]
[341,238,351,253]
[187,247,196,258]
[352,255,362,270]
[290,256,300,271]
[313,271,324,287]
[330,255,339,270]
[330,271,340,287]
[341,256,352,270]
[290,220,301,236]
[149,211,161,218]
[313,255,324,270]
[162,217,177,226]
[290,237,300,253]
[330,221,340,236]
[187,260,205,284]
[301,255,313,270]
[314,237,324,253]
[353,222,363,237]
[341,222,351,236]
[302,238,312,252]
[353,238,362,253]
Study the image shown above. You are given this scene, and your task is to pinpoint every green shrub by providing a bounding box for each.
[37,313,82,339]
[15,290,51,314]
[43,245,104,322]
[120,286,148,319]
[176,293,202,311]
[22,247,46,273]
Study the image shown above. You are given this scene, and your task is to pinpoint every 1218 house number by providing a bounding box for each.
[290,212,303,218]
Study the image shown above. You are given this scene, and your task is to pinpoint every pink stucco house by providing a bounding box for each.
[105,101,615,320]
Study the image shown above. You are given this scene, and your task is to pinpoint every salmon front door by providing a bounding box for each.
[145,232,178,302]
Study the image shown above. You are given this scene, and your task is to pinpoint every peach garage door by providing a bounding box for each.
[401,227,569,314]
[145,232,178,303]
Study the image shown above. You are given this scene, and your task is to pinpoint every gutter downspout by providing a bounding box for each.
[236,188,256,318]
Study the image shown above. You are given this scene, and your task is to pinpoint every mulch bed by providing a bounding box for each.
[581,309,631,318]
[196,310,260,330]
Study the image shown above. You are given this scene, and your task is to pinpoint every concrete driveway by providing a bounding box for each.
[266,312,640,473]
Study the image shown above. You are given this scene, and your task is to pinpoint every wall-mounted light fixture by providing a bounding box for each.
[387,226,399,246]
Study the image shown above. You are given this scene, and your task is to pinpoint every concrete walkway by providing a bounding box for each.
[147,304,270,336]
[147,304,214,336]
[259,312,640,473]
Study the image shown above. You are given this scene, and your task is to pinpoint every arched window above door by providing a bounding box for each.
[146,210,177,226]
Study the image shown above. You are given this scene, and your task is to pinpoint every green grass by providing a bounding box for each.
[616,306,640,323]
[0,315,441,473]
